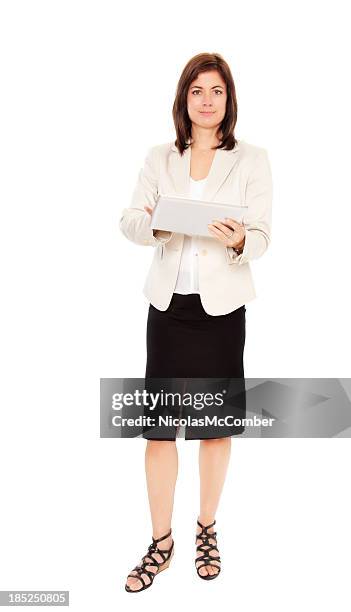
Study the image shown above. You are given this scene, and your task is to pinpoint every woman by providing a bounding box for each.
[119,52,273,592]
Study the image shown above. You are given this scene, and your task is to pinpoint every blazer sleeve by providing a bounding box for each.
[225,148,273,265]
[119,146,173,247]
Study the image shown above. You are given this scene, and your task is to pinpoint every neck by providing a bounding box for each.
[190,125,222,151]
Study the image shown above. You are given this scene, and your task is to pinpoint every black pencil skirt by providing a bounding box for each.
[143,293,246,441]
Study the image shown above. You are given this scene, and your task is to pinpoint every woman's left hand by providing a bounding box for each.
[208,218,246,250]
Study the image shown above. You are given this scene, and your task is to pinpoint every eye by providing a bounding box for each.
[191,89,223,95]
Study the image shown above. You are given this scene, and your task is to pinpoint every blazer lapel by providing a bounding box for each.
[168,144,191,197]
[169,140,241,201]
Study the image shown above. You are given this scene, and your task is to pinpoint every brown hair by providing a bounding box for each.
[172,52,238,155]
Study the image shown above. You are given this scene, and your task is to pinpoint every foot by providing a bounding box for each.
[195,518,221,578]
[125,533,173,592]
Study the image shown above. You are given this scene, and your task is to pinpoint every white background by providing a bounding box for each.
[0,1,350,610]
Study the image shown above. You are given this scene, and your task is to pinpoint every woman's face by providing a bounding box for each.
[187,70,227,135]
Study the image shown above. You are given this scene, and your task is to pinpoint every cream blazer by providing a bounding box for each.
[119,139,273,316]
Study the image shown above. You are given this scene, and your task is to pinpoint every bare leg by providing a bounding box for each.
[126,440,178,591]
[197,437,231,577]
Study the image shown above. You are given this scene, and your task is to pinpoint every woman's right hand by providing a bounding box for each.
[144,205,171,240]
[144,204,159,234]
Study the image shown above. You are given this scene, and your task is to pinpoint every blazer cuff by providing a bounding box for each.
[152,229,173,244]
[225,230,249,265]
[119,208,173,246]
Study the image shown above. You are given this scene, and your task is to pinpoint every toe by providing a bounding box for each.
[126,576,142,591]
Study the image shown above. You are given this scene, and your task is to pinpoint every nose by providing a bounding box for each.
[202,92,213,106]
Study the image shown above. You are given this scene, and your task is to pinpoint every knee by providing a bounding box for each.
[200,437,230,445]
[146,439,176,453]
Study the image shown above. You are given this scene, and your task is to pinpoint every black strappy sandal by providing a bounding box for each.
[125,528,174,593]
[195,519,221,580]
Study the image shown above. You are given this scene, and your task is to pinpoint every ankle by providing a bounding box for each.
[155,536,173,553]
[152,529,173,547]
[198,515,215,527]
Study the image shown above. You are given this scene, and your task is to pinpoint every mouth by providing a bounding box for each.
[200,111,215,116]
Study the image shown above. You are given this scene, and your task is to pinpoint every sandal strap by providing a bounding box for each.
[140,556,160,570]
[196,542,220,553]
[196,551,221,561]
[196,560,221,569]
[196,519,221,571]
[147,535,174,561]
[197,519,216,532]
[196,532,217,542]
[126,530,174,592]
[196,520,218,547]
[128,535,174,577]
[127,560,159,587]
[196,548,221,560]
[148,529,174,564]
[152,528,172,544]
[196,539,220,555]
[127,571,147,589]
[141,546,171,567]
[196,560,221,572]
[196,545,221,569]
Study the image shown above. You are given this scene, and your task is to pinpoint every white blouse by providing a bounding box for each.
[174,176,208,295]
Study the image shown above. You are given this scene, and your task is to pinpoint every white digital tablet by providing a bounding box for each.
[150,194,248,237]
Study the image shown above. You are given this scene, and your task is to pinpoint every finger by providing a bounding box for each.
[208,224,228,243]
[210,220,233,237]
[224,217,242,229]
